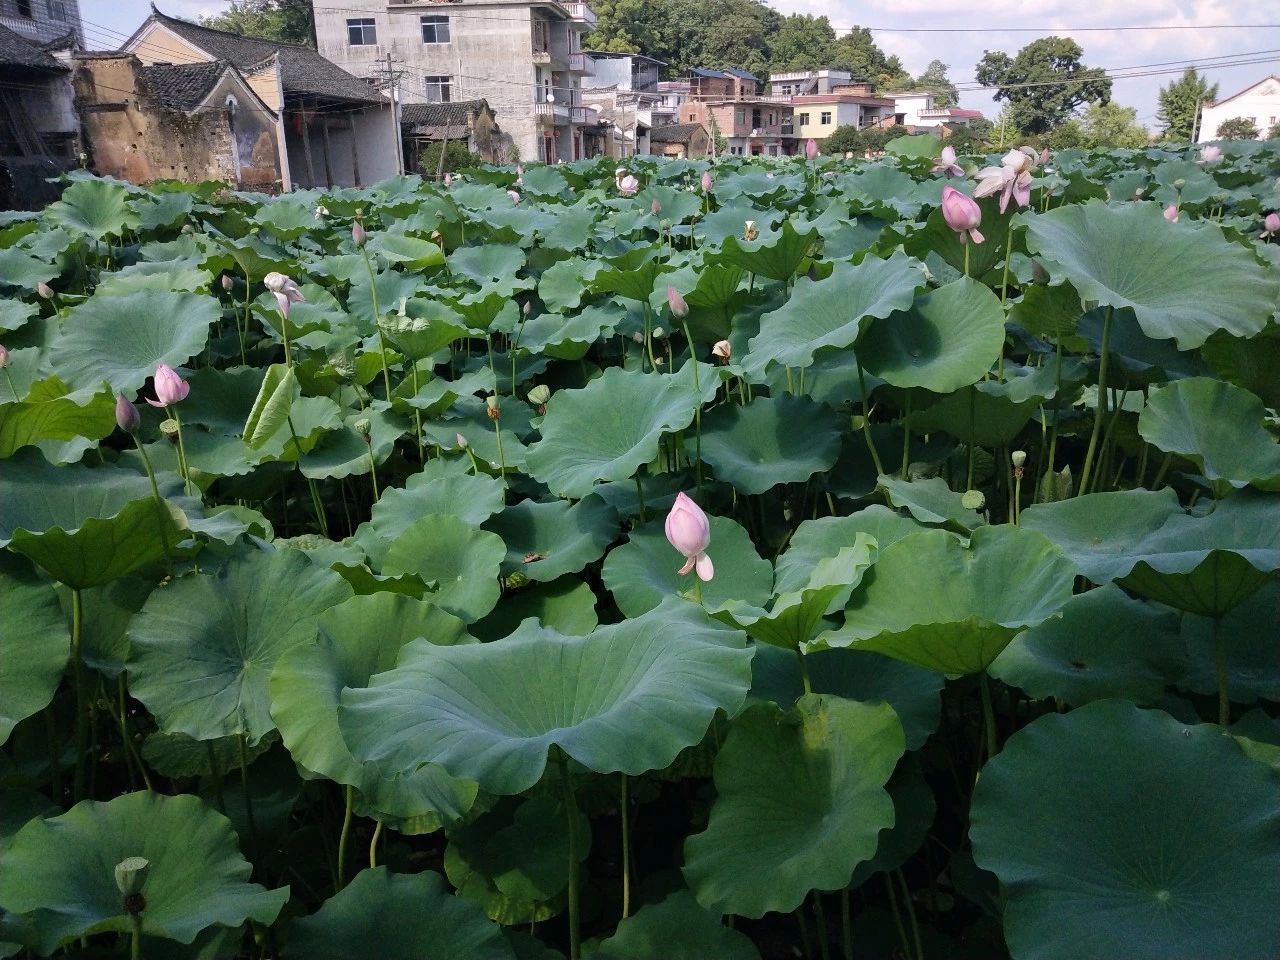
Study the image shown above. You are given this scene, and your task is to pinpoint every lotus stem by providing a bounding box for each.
[619,775,632,920]
[896,868,924,960]
[634,474,647,523]
[409,361,425,462]
[134,440,173,568]
[369,819,383,869]
[679,321,704,495]
[237,733,260,863]
[361,247,394,399]
[795,905,814,960]
[1077,306,1113,496]
[116,674,153,792]
[286,416,329,537]
[206,742,226,814]
[558,758,582,960]
[963,241,971,278]
[841,889,853,960]
[813,893,832,960]
[70,587,88,802]
[980,672,999,761]
[130,913,143,960]
[337,783,354,890]
[854,356,885,476]
[900,394,912,481]
[366,444,380,502]
[1214,614,1230,727]
[884,872,911,960]
[166,406,195,500]
[241,272,252,365]
[797,650,813,695]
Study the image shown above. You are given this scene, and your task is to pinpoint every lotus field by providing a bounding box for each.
[2,136,1280,960]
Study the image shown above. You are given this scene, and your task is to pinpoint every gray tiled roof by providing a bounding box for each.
[649,123,703,144]
[0,23,65,71]
[151,9,385,105]
[400,99,491,127]
[138,60,228,112]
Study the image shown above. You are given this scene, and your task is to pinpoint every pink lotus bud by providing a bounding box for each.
[931,145,964,178]
[147,364,189,408]
[1260,212,1280,239]
[701,171,713,192]
[263,272,305,303]
[507,190,521,204]
[517,164,524,177]
[455,433,468,449]
[1040,147,1051,165]
[665,491,713,581]
[0,343,8,369]
[712,340,731,362]
[651,198,663,216]
[444,173,453,186]
[37,281,53,299]
[1199,145,1223,165]
[221,274,233,292]
[805,138,818,160]
[667,285,688,319]
[941,186,984,245]
[1164,204,1179,223]
[115,393,140,433]
[352,220,367,247]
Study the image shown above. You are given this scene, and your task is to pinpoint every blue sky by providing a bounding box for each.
[87,0,1280,131]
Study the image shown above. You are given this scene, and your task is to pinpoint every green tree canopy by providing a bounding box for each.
[830,27,910,86]
[769,14,837,71]
[975,37,1112,135]
[1080,102,1149,148]
[1216,116,1261,140]
[915,59,958,109]
[1156,68,1219,141]
[200,0,314,46]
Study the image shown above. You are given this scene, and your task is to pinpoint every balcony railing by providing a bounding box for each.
[568,52,594,75]
[532,48,552,64]
[561,1,597,27]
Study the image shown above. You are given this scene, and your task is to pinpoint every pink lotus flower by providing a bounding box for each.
[805,138,818,160]
[931,145,964,178]
[115,393,140,433]
[263,272,305,303]
[701,171,713,192]
[941,186,984,244]
[1260,212,1280,239]
[147,364,189,408]
[1198,145,1223,165]
[974,148,1037,214]
[665,492,713,581]
[667,285,688,318]
[1164,204,1179,223]
[711,339,731,362]
[652,198,663,216]
[352,220,367,247]
[619,174,639,195]
[36,281,53,299]
[220,274,233,292]
[443,173,453,186]
[274,291,293,318]
[507,189,521,204]
[0,343,8,369]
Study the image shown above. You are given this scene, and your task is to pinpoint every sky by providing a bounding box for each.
[87,0,1280,130]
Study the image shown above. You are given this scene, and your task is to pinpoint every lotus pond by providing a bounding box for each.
[1,137,1279,960]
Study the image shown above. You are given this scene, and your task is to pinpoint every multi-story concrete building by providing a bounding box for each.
[770,68,856,97]
[652,80,688,127]
[581,51,662,157]
[678,67,795,156]
[315,0,598,164]
[1198,74,1280,141]
[792,91,894,141]
[0,0,82,46]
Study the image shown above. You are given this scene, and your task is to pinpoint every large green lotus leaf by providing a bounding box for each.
[0,246,55,291]
[1026,491,1280,616]
[745,251,921,371]
[816,526,1076,675]
[601,515,774,617]
[0,298,37,334]
[382,514,506,622]
[587,890,759,960]
[43,179,139,241]
[748,645,943,751]
[0,376,115,458]
[849,759,937,889]
[1202,323,1280,409]
[712,217,815,281]
[444,793,588,924]
[1022,200,1278,349]
[710,541,875,651]
[339,598,753,795]
[774,508,925,598]
[516,303,625,360]
[591,253,674,303]
[49,291,219,395]
[127,548,353,743]
[970,700,1280,960]
[269,593,478,825]
[904,194,1017,281]
[683,694,904,918]
[910,363,1083,448]
[1138,378,1280,491]
[0,555,67,745]
[359,474,506,565]
[472,575,600,643]
[858,278,1005,393]
[1179,581,1280,705]
[283,867,512,960]
[483,496,617,582]
[95,263,211,298]
[699,394,842,495]
[0,792,286,954]
[878,475,985,533]
[379,305,471,359]
[0,453,188,589]
[369,233,445,270]
[990,585,1184,706]
[300,404,407,482]
[449,244,526,286]
[536,256,605,312]
[526,363,716,498]
[1006,280,1086,343]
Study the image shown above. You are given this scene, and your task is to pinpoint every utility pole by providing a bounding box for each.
[374,53,407,175]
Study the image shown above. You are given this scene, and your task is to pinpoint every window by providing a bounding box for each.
[797,112,809,125]
[46,0,68,21]
[346,18,376,45]
[423,75,452,103]
[821,111,833,125]
[16,0,33,17]
[736,109,745,125]
[421,15,449,43]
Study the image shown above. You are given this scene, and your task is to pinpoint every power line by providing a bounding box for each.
[952,55,1280,92]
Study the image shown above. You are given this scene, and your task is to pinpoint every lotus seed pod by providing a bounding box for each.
[652,326,665,340]
[961,489,985,511]
[353,418,371,439]
[849,414,867,431]
[1173,178,1186,190]
[159,419,180,443]
[486,396,501,421]
[115,857,150,898]
[527,384,551,406]
[1011,450,1027,468]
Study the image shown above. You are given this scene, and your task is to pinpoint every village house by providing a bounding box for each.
[581,51,662,157]
[400,98,502,172]
[680,67,796,156]
[314,0,598,164]
[112,7,399,190]
[1198,75,1280,141]
[648,121,709,159]
[0,23,79,207]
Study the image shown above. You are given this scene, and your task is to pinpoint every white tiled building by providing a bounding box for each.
[1198,75,1280,141]
[315,0,598,164]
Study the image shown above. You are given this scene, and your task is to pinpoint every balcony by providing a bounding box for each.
[561,1,597,27]
[571,105,592,124]
[532,48,552,65]
[535,101,570,125]
[568,52,594,75]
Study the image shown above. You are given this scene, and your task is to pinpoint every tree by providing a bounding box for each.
[829,27,910,86]
[974,37,1111,135]
[201,0,314,46]
[1216,116,1261,140]
[820,124,864,155]
[915,60,958,109]
[1080,102,1148,148]
[1156,68,1218,141]
[769,14,835,71]
[418,142,482,177]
